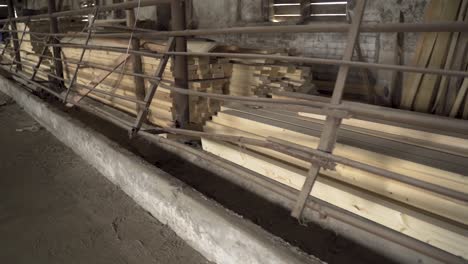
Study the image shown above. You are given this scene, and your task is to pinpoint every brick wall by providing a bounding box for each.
[192,0,429,101]
[21,0,430,102]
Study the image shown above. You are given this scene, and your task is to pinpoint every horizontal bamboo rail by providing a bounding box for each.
[0,0,171,23]
[5,36,468,78]
[1,1,468,263]
[3,44,468,135]
[145,127,468,202]
[71,95,467,264]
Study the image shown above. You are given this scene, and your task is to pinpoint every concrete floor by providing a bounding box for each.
[0,97,210,264]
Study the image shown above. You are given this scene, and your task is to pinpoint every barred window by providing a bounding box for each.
[270,0,348,22]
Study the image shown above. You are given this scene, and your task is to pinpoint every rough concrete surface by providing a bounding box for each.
[0,98,210,264]
[0,76,397,263]
[0,77,320,264]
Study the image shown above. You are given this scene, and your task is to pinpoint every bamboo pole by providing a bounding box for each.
[6,38,468,78]
[6,50,468,136]
[4,46,468,135]
[171,0,189,127]
[48,0,64,87]
[6,0,21,71]
[3,62,465,263]
[291,0,367,220]
[71,96,467,264]
[0,0,172,23]
[125,0,146,112]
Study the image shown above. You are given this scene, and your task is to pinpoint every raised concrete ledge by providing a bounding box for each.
[0,76,321,264]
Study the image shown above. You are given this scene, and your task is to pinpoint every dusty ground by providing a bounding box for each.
[63,102,396,264]
[0,98,210,264]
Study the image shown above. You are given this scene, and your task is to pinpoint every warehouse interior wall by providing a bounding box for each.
[19,0,429,103]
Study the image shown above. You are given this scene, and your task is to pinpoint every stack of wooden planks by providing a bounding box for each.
[2,23,233,127]
[188,79,229,125]
[186,56,231,125]
[400,0,468,118]
[228,63,312,97]
[228,63,256,96]
[249,65,313,97]
[202,102,468,259]
[187,56,231,80]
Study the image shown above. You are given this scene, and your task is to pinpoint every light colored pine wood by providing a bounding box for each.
[400,0,443,109]
[463,91,468,119]
[450,77,468,117]
[413,0,461,112]
[295,111,468,157]
[432,0,468,114]
[45,37,228,126]
[204,120,468,225]
[211,110,468,194]
[223,103,468,158]
[202,138,468,259]
[445,31,468,113]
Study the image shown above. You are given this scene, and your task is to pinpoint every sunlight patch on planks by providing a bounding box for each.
[202,104,468,259]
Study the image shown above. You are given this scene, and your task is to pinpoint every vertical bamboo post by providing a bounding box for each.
[7,0,22,71]
[171,0,189,127]
[299,0,311,24]
[291,0,368,220]
[125,0,146,112]
[48,0,65,88]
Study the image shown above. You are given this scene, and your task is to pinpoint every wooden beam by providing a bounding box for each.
[125,0,146,112]
[400,0,442,110]
[463,91,468,119]
[292,0,367,219]
[432,0,468,114]
[297,111,468,157]
[390,11,404,107]
[201,138,468,259]
[204,119,468,225]
[72,54,131,104]
[48,0,65,88]
[171,0,189,127]
[211,110,468,193]
[445,27,468,114]
[348,9,374,104]
[225,103,468,158]
[298,0,311,24]
[413,0,461,112]
[449,77,468,117]
[7,0,21,71]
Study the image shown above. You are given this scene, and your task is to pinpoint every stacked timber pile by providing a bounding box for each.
[2,23,229,127]
[250,65,313,97]
[187,57,231,125]
[202,102,468,260]
[228,64,256,96]
[400,0,468,118]
[228,63,313,97]
[62,40,176,127]
[217,45,313,97]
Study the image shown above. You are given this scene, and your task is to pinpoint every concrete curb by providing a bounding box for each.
[0,76,321,264]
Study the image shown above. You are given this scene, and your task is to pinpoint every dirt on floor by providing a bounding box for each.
[0,99,211,264]
[60,100,397,264]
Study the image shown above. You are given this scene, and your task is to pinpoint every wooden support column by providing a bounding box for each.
[433,0,468,114]
[125,0,146,112]
[348,10,374,104]
[291,0,367,219]
[171,0,189,128]
[48,0,65,88]
[299,0,311,24]
[391,11,404,107]
[7,0,22,71]
[57,0,65,11]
